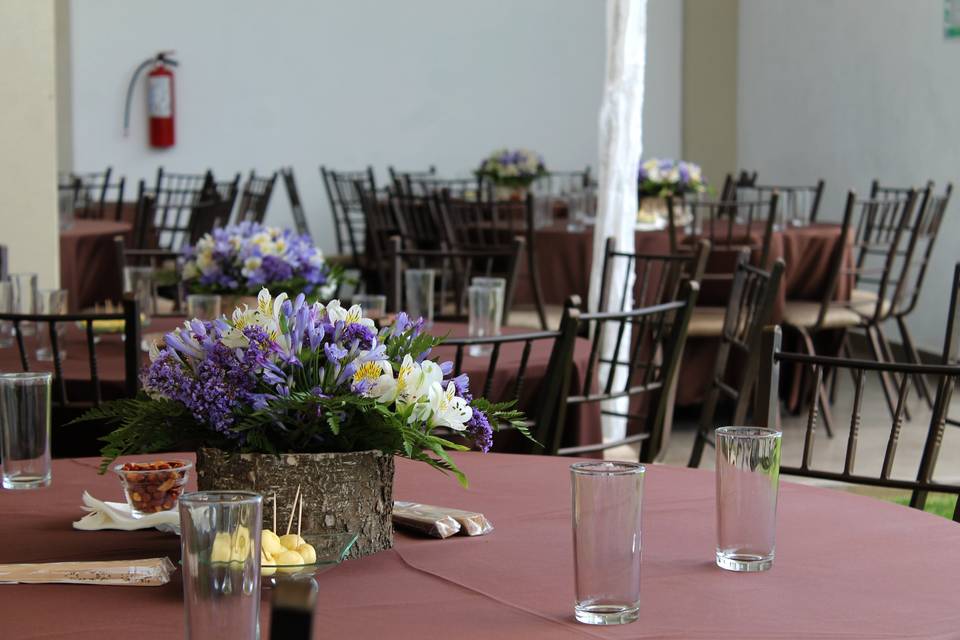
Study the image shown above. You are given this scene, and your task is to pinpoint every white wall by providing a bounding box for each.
[69,0,682,253]
[738,0,960,351]
[0,0,60,288]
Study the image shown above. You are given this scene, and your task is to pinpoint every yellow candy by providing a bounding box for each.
[275,549,304,574]
[210,532,232,563]
[278,534,305,550]
[260,550,276,577]
[231,526,251,561]
[295,543,317,565]
[261,529,285,556]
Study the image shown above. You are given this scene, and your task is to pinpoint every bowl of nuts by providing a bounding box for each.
[114,460,192,517]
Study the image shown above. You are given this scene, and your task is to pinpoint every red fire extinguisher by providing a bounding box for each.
[124,51,179,148]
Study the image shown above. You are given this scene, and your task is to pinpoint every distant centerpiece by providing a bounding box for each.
[637,159,705,229]
[477,148,547,199]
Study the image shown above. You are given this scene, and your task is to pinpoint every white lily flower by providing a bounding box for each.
[426,381,473,431]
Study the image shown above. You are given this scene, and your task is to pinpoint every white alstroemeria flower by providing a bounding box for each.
[324,300,375,329]
[426,381,473,431]
[371,354,435,408]
[256,288,288,321]
[182,262,199,280]
[251,232,271,247]
[274,238,287,253]
[241,256,262,277]
[196,249,214,270]
[308,252,325,268]
[666,167,680,184]
[324,299,346,323]
[370,360,399,404]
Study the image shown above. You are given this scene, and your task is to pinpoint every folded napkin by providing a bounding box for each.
[0,557,176,586]
[73,492,180,535]
[392,501,494,538]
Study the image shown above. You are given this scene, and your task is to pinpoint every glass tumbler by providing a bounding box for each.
[467,284,503,357]
[404,268,435,327]
[10,273,38,336]
[124,266,155,327]
[187,294,222,322]
[352,293,387,321]
[715,427,781,572]
[571,461,644,625]
[35,289,68,361]
[180,491,263,640]
[0,372,52,489]
[0,281,13,348]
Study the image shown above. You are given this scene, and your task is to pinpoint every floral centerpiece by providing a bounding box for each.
[182,222,339,306]
[476,148,546,198]
[637,158,705,227]
[77,290,525,556]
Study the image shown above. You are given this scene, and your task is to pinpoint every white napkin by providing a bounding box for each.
[73,492,180,535]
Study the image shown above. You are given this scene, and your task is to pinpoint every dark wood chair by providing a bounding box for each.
[320,165,376,263]
[543,281,700,461]
[743,180,825,225]
[687,255,786,467]
[402,176,486,199]
[387,189,449,250]
[355,181,401,294]
[0,244,7,280]
[755,325,960,522]
[0,297,141,458]
[234,170,278,224]
[388,165,436,191]
[135,172,237,251]
[389,235,524,322]
[280,167,312,238]
[69,167,127,221]
[438,191,548,329]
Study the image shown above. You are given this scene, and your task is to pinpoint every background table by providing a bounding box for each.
[2,452,957,639]
[60,219,132,311]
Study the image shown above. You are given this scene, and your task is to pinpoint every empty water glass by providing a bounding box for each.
[532,194,556,229]
[405,269,435,326]
[124,266,155,327]
[352,293,387,321]
[180,491,263,640]
[715,427,781,572]
[187,294,222,321]
[471,277,506,320]
[0,281,13,348]
[0,372,52,489]
[10,273,38,336]
[571,461,644,625]
[467,285,503,357]
[35,289,68,362]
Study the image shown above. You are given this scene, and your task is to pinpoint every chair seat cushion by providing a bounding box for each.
[782,301,863,329]
[687,306,726,337]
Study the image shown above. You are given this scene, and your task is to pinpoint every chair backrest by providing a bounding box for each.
[403,176,486,199]
[438,190,533,252]
[234,170,278,224]
[597,236,710,313]
[537,168,592,194]
[149,168,214,250]
[389,235,525,320]
[0,297,141,409]
[742,180,825,225]
[355,181,400,292]
[719,170,759,200]
[687,255,785,467]
[547,281,700,461]
[70,167,127,221]
[320,166,376,260]
[388,188,449,249]
[666,193,779,269]
[0,244,7,280]
[756,325,960,522]
[388,165,436,190]
[280,167,312,238]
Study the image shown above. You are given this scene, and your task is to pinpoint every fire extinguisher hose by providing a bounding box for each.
[123,52,179,137]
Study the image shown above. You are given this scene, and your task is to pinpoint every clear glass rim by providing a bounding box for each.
[405,268,436,276]
[186,293,221,301]
[715,426,781,439]
[113,460,193,476]
[180,490,262,505]
[570,461,645,476]
[0,372,52,383]
[470,277,506,287]
[8,273,38,279]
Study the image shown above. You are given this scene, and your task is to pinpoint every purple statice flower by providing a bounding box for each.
[260,254,294,283]
[450,373,471,401]
[466,409,493,453]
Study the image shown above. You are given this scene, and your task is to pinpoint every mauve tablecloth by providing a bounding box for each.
[60,219,133,312]
[1,452,957,639]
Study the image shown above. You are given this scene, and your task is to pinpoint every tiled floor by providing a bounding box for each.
[604,373,960,489]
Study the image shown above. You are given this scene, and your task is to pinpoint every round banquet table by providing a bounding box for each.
[1,452,958,639]
[60,219,133,312]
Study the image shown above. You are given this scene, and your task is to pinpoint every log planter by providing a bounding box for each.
[195,448,394,559]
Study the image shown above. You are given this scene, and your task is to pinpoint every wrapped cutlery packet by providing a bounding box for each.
[0,557,176,586]
[392,501,493,538]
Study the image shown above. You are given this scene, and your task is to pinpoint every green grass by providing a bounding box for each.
[889,493,957,519]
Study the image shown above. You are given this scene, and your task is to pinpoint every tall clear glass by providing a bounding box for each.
[0,372,52,489]
[35,289,68,361]
[0,281,13,348]
[467,284,503,357]
[471,277,506,323]
[404,268,435,326]
[571,461,644,625]
[10,273,38,336]
[186,294,222,321]
[352,293,387,321]
[180,491,263,640]
[124,266,155,327]
[715,427,781,572]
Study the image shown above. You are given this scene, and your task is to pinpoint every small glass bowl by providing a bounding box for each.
[114,460,193,517]
[260,531,358,588]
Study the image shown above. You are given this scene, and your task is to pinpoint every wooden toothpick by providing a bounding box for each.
[285,485,301,536]
[272,492,277,532]
[297,493,303,537]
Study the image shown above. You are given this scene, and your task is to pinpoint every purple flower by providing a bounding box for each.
[466,409,493,453]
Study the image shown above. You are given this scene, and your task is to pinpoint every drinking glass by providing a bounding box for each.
[124,266,155,327]
[571,461,644,625]
[715,427,781,572]
[470,276,506,322]
[0,372,52,489]
[531,193,555,229]
[10,273,38,336]
[565,191,586,232]
[35,289,68,361]
[0,281,13,348]
[467,285,503,357]
[58,185,76,231]
[180,491,263,640]
[187,294,222,321]
[352,293,387,321]
[404,269,435,326]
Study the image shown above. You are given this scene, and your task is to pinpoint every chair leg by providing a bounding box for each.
[526,242,548,330]
[865,325,902,423]
[687,431,706,468]
[796,327,834,438]
[874,323,911,421]
[896,315,934,408]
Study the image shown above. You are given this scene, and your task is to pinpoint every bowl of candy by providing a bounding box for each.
[114,460,192,517]
[259,529,358,587]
